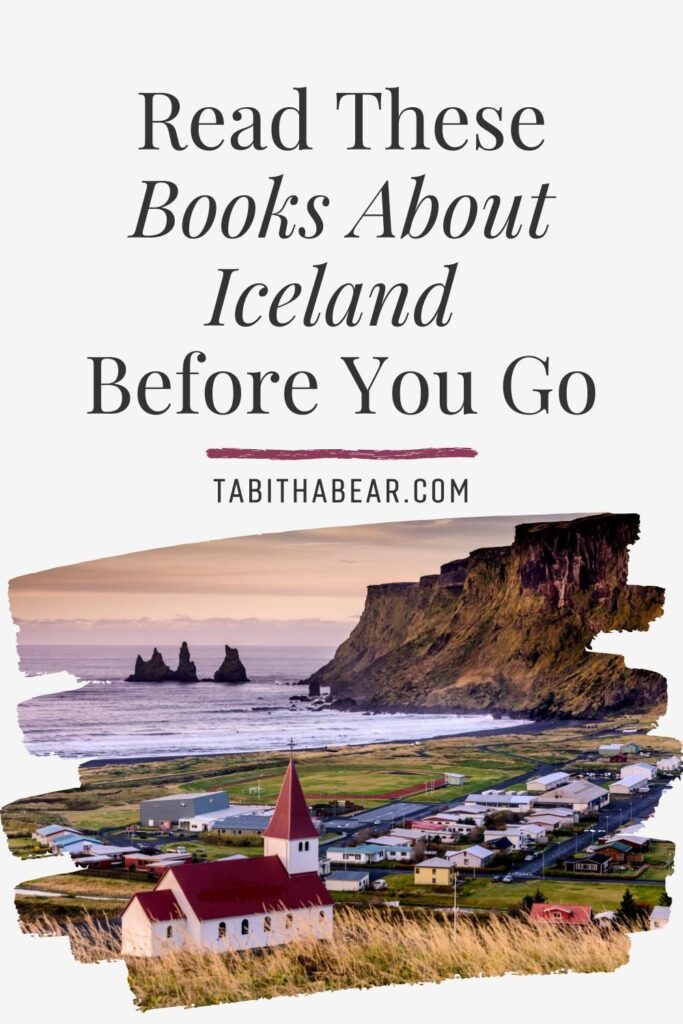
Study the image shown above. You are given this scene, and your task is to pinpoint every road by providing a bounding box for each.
[505,783,669,881]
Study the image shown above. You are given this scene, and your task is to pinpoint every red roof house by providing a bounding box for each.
[530,903,592,926]
[122,759,333,957]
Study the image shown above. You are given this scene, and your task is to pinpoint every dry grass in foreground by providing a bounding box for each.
[24,909,631,1009]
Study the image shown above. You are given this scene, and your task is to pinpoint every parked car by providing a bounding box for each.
[372,879,388,891]
[502,874,514,883]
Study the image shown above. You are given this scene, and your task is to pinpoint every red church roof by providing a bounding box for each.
[161,856,332,920]
[530,903,592,925]
[263,759,319,840]
[131,889,186,922]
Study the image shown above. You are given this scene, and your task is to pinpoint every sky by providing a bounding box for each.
[11,514,581,646]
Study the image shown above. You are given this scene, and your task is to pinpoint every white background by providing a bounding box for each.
[1,1,681,1020]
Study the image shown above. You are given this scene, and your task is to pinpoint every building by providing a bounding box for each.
[444,772,466,785]
[443,805,487,826]
[49,835,107,856]
[140,791,230,828]
[563,853,612,874]
[533,779,609,813]
[122,760,333,956]
[609,833,651,851]
[524,814,567,832]
[529,903,592,926]
[324,870,370,892]
[526,771,571,794]
[656,755,681,773]
[326,844,386,866]
[599,741,642,756]
[484,829,525,850]
[414,857,455,886]
[447,845,495,869]
[464,792,535,813]
[599,841,644,866]
[483,823,546,848]
[212,815,274,836]
[372,834,420,858]
[32,824,82,846]
[410,817,474,839]
[526,807,577,827]
[609,772,650,796]
[620,762,657,780]
[509,823,548,845]
[388,828,430,846]
[371,842,414,862]
[649,906,671,929]
[177,803,274,832]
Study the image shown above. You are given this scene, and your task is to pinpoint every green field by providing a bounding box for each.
[457,877,667,912]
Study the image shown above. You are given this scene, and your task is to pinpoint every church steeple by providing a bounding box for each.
[263,757,319,874]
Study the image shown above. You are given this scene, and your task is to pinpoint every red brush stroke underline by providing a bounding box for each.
[206,447,478,461]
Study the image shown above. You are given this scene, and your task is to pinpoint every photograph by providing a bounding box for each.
[4,512,678,1008]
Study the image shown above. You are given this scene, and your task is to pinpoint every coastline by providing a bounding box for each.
[82,717,603,768]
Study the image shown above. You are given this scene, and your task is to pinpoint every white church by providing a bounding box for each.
[121,759,334,956]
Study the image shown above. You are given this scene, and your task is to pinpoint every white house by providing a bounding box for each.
[609,772,651,795]
[121,759,333,956]
[656,755,681,773]
[620,762,657,780]
[447,845,495,869]
[369,838,416,861]
[444,772,466,785]
[511,823,548,844]
[325,844,386,865]
[324,870,370,892]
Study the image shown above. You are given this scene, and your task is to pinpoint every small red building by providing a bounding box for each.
[530,903,592,926]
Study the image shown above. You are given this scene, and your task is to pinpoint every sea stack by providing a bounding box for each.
[174,641,198,682]
[127,642,198,682]
[127,647,173,682]
[214,645,249,683]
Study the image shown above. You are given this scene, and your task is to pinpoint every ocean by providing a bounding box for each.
[17,645,529,761]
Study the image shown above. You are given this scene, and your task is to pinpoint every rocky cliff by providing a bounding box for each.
[214,645,249,683]
[305,514,666,718]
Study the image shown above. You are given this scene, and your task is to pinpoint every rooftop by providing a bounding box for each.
[326,870,370,881]
[417,857,454,868]
[538,779,608,801]
[143,791,226,803]
[462,845,493,858]
[327,844,385,855]
[528,771,570,786]
[163,856,332,919]
[263,760,318,841]
[131,889,186,922]
[213,815,272,830]
[530,903,592,925]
